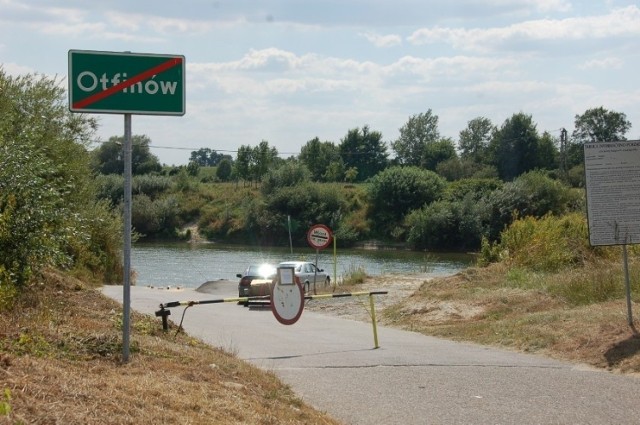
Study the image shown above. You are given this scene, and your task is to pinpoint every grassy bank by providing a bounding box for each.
[0,270,340,424]
[382,258,640,374]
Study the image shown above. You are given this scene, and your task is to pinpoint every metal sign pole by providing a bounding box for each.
[122,113,132,362]
[623,244,633,326]
[314,249,319,295]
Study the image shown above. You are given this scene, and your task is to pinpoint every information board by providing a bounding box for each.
[584,140,640,246]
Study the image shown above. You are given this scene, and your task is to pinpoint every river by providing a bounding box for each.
[131,243,475,289]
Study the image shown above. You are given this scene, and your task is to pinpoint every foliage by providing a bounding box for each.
[488,112,547,181]
[405,196,487,251]
[421,137,457,171]
[132,194,180,238]
[189,147,228,166]
[445,178,503,202]
[261,160,311,195]
[234,141,279,186]
[94,174,172,205]
[339,125,388,182]
[299,137,341,181]
[341,264,367,285]
[244,183,347,245]
[480,212,613,273]
[0,71,121,288]
[216,158,233,181]
[94,174,125,206]
[91,135,162,175]
[392,110,440,166]
[458,117,494,162]
[572,106,632,144]
[367,166,446,235]
[484,170,579,241]
[435,158,498,181]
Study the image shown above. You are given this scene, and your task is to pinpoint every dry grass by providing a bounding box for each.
[381,261,640,374]
[0,270,341,425]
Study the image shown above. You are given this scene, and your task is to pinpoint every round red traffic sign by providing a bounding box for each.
[307,224,332,250]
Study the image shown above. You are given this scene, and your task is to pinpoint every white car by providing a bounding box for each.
[278,261,330,293]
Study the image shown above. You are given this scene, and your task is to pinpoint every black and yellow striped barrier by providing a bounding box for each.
[156,290,388,348]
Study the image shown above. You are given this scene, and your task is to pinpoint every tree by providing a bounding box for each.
[422,138,457,171]
[251,140,279,184]
[572,106,632,144]
[488,113,540,181]
[234,142,279,187]
[189,147,226,166]
[392,110,440,166]
[216,158,233,181]
[537,131,559,171]
[367,166,446,234]
[261,160,311,195]
[339,125,388,182]
[92,135,162,175]
[299,137,340,181]
[458,117,494,162]
[234,145,252,185]
[0,71,121,288]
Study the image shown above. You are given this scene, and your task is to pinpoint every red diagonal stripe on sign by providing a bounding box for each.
[72,57,183,110]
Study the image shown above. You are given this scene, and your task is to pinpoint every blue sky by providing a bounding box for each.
[2,0,638,165]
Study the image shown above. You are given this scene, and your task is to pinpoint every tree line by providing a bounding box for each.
[185,107,630,187]
[86,105,633,250]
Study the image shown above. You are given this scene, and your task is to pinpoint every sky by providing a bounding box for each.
[1,0,639,165]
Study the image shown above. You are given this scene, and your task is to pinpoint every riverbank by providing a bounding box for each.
[0,270,340,424]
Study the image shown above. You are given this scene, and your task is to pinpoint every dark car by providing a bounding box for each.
[236,263,277,297]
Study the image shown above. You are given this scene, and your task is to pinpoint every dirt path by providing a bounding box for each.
[303,274,427,322]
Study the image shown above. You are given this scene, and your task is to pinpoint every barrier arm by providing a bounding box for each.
[304,291,388,349]
[156,291,388,348]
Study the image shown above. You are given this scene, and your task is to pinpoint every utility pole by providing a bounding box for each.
[560,128,568,178]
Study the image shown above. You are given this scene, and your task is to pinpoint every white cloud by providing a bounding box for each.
[360,32,402,48]
[407,6,640,51]
[1,62,35,76]
[580,57,624,70]
[105,12,218,35]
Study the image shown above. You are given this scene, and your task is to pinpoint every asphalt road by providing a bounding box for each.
[102,281,640,425]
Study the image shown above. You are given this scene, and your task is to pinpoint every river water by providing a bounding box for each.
[131,243,475,289]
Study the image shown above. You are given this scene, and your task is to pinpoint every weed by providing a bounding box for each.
[0,389,11,416]
[341,263,367,285]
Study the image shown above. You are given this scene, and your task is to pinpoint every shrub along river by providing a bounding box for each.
[131,243,475,289]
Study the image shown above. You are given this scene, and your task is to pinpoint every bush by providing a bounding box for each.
[132,175,172,199]
[260,161,311,195]
[94,174,124,205]
[0,71,121,288]
[132,195,180,238]
[485,170,579,241]
[444,178,503,202]
[367,166,446,234]
[484,212,609,272]
[405,196,487,251]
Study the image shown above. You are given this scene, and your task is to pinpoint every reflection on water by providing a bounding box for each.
[131,243,475,288]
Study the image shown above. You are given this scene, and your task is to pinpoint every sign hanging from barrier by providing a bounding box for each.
[271,267,304,325]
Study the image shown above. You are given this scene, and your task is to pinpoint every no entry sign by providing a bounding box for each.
[307,224,332,250]
[68,50,185,115]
